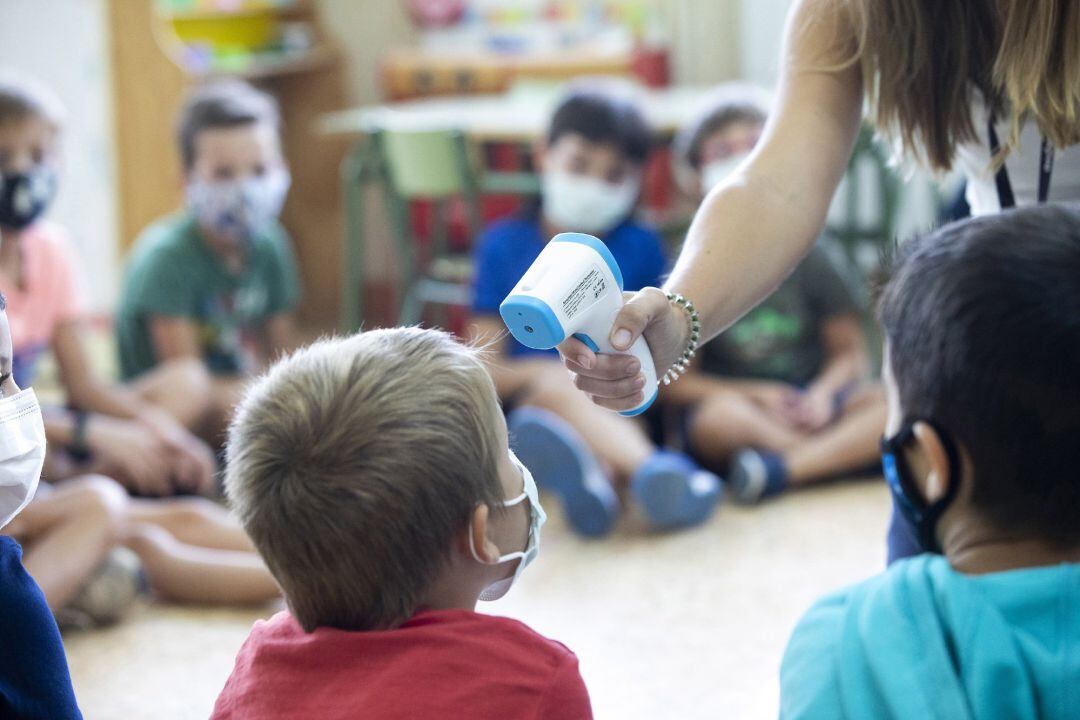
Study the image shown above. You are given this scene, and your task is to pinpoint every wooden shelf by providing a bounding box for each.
[192,44,337,80]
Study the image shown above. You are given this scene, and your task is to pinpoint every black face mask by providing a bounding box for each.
[0,167,56,230]
[880,420,961,554]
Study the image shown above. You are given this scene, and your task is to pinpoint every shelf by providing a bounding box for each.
[158,0,313,22]
[188,43,337,80]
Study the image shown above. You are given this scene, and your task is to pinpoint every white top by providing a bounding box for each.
[954,93,1080,215]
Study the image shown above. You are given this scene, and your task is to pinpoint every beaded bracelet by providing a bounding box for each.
[661,292,700,385]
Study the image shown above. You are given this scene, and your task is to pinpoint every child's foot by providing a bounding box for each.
[728,448,789,503]
[55,548,144,631]
[507,407,619,538]
[630,451,723,530]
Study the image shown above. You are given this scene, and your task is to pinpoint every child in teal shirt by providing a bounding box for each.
[780,205,1080,719]
[116,80,300,443]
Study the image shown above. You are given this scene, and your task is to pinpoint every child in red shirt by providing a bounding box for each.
[213,328,591,719]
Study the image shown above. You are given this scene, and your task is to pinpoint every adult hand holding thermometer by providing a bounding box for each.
[499,233,658,416]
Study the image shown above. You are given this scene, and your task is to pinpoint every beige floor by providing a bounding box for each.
[62,478,890,720]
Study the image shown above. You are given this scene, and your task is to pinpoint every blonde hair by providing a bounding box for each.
[225,328,504,632]
[840,0,1080,171]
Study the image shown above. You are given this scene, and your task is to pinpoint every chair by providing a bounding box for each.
[339,125,540,332]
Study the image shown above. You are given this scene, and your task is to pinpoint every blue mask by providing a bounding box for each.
[880,420,961,554]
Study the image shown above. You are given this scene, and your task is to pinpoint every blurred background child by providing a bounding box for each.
[668,83,886,503]
[0,71,215,497]
[116,79,301,446]
[468,84,721,537]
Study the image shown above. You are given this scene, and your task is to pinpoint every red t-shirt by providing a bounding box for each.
[211,609,592,720]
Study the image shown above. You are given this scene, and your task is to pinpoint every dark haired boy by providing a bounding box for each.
[467,83,721,538]
[116,79,300,441]
[213,328,590,720]
[780,204,1080,718]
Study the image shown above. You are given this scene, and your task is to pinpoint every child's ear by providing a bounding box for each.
[912,421,951,502]
[467,504,501,563]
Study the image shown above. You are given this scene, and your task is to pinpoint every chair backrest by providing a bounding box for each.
[826,125,902,254]
[379,128,470,199]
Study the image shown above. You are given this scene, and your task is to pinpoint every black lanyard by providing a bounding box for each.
[987,118,1055,208]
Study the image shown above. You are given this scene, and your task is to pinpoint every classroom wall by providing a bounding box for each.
[0,0,118,313]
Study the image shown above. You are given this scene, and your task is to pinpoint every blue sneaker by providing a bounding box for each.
[507,407,619,538]
[630,451,723,530]
[728,449,789,503]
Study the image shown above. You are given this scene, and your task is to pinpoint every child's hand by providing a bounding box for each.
[788,388,835,432]
[85,415,176,496]
[140,408,217,494]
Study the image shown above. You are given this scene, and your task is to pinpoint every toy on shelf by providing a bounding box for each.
[153,0,328,78]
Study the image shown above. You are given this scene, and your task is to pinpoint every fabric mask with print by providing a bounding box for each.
[700,150,751,195]
[186,168,290,245]
[0,166,57,230]
[542,169,639,235]
[470,449,547,601]
[0,388,46,529]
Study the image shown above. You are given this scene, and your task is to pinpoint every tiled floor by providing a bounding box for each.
[62,478,890,720]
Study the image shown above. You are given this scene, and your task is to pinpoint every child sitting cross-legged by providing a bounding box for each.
[780,204,1080,718]
[468,83,721,538]
[212,328,590,720]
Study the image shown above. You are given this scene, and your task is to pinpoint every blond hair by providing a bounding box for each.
[837,0,1080,171]
[225,328,504,632]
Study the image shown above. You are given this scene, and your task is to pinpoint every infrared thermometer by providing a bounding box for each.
[499,232,659,416]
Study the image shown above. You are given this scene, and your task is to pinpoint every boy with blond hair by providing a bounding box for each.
[213,328,590,719]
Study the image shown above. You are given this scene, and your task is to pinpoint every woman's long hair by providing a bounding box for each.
[841,0,1080,171]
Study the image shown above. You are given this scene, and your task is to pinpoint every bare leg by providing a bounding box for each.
[520,361,653,484]
[126,497,255,552]
[688,389,807,468]
[121,523,279,605]
[12,476,126,611]
[783,386,887,485]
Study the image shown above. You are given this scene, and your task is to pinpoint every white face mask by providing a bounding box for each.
[470,449,547,601]
[701,150,751,195]
[186,168,291,244]
[0,388,46,530]
[542,169,639,235]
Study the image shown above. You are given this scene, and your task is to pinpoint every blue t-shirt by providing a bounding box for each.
[0,536,82,719]
[472,215,667,357]
[781,554,1080,719]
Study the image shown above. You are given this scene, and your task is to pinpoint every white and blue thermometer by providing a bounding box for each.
[499,232,659,416]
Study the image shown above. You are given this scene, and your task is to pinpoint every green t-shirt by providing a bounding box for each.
[116,211,300,381]
[700,242,861,385]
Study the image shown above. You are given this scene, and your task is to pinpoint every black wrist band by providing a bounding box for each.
[68,410,93,463]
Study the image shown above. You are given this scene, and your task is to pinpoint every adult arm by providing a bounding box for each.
[560,0,865,411]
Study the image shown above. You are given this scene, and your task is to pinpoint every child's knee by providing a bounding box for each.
[69,475,129,530]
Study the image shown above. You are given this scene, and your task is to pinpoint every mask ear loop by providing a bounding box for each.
[884,420,962,553]
[468,492,530,566]
[914,419,962,552]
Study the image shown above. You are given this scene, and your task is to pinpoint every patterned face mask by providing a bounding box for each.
[186,168,290,245]
[0,166,57,230]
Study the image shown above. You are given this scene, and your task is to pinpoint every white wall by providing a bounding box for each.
[0,0,117,313]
